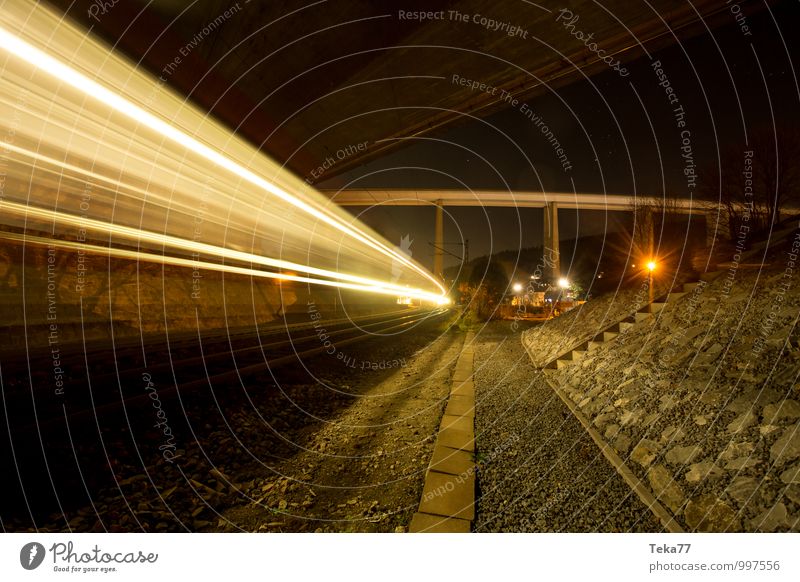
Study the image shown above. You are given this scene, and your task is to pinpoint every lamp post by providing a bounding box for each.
[646,260,657,313]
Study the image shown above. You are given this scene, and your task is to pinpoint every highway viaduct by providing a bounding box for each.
[323,189,722,281]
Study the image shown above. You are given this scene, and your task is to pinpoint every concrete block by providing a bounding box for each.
[418,470,475,520]
[452,368,473,382]
[451,380,475,398]
[440,414,473,433]
[445,395,475,418]
[409,512,470,533]
[556,358,572,370]
[437,427,475,452]
[429,444,474,476]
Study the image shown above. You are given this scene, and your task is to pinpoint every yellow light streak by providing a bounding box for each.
[0,199,446,303]
[0,230,446,303]
[0,22,446,298]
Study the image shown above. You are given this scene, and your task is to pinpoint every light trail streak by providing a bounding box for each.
[0,230,449,303]
[0,199,447,303]
[0,1,447,303]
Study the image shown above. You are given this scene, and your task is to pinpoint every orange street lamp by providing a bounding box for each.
[646,259,657,310]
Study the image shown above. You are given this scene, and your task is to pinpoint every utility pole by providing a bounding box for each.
[434,200,444,281]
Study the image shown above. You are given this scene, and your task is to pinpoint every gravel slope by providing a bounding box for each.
[548,231,800,532]
[473,321,663,532]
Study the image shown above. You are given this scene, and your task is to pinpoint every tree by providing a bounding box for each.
[466,258,509,320]
[699,126,800,239]
[749,127,800,224]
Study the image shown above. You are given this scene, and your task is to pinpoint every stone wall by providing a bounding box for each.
[522,280,671,367]
[539,230,800,532]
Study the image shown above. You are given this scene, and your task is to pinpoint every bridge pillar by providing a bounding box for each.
[434,199,444,281]
[544,202,560,282]
[643,208,655,258]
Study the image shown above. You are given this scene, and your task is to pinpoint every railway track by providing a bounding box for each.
[1,306,451,524]
[1,307,449,431]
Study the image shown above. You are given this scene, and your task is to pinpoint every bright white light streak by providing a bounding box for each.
[0,24,446,298]
[0,230,447,302]
[1,199,445,302]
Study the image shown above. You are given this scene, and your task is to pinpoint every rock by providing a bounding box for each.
[685,462,724,483]
[760,425,781,437]
[682,326,705,341]
[726,411,757,435]
[604,424,621,439]
[394,526,406,533]
[587,384,608,399]
[614,433,632,454]
[694,415,708,426]
[620,409,644,427]
[725,457,760,471]
[647,465,684,514]
[780,463,800,484]
[684,495,741,532]
[659,395,680,412]
[749,503,789,532]
[593,412,617,429]
[642,412,660,428]
[661,426,686,443]
[719,441,755,461]
[209,467,229,482]
[784,484,800,505]
[726,477,760,505]
[770,423,800,465]
[668,350,693,365]
[727,389,781,414]
[616,377,636,392]
[695,350,720,366]
[726,395,757,414]
[665,445,703,466]
[763,400,800,423]
[631,439,661,467]
[695,385,726,407]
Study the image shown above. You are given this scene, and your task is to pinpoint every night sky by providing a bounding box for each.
[322,1,800,271]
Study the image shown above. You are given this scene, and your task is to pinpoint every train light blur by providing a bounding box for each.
[0,2,447,305]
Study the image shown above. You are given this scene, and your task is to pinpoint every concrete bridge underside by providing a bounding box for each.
[324,189,720,281]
